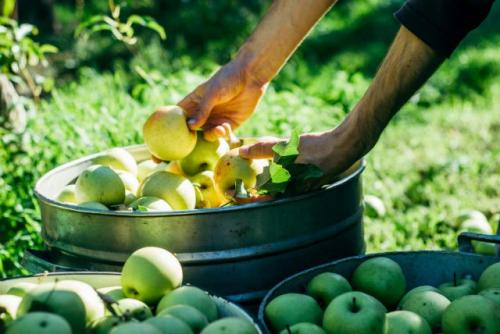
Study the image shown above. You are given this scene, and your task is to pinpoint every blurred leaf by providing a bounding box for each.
[1,0,15,18]
[127,15,166,40]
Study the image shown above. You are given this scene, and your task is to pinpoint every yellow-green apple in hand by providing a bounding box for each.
[180,134,230,176]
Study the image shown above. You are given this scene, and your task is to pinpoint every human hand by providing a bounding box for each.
[178,58,268,142]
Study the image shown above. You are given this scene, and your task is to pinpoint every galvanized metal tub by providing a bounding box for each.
[258,232,500,333]
[33,145,366,305]
[0,272,260,331]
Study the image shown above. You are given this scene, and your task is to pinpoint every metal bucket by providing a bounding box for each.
[258,233,500,333]
[32,145,366,306]
[0,272,260,331]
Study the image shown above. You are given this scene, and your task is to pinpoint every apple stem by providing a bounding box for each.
[453,272,457,287]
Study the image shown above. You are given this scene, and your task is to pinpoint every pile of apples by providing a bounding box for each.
[0,247,258,334]
[56,105,269,212]
[265,257,500,334]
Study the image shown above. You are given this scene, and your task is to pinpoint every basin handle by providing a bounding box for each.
[458,232,500,256]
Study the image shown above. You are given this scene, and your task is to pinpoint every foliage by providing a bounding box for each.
[0,17,57,101]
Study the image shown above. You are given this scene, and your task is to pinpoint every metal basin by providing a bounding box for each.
[34,145,366,305]
[258,233,500,333]
[0,272,260,331]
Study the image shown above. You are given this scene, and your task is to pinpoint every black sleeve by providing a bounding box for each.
[395,0,495,57]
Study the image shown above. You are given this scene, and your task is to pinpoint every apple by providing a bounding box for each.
[190,171,226,208]
[165,161,186,176]
[398,285,443,308]
[0,295,21,323]
[56,185,77,204]
[93,147,137,175]
[323,291,387,334]
[55,280,106,324]
[130,196,172,212]
[137,160,167,183]
[97,286,126,302]
[117,171,140,195]
[157,305,208,333]
[6,282,37,298]
[200,317,258,334]
[306,272,352,307]
[400,290,450,331]
[385,310,431,334]
[265,293,322,333]
[145,315,194,334]
[143,106,197,161]
[214,149,267,198]
[438,276,477,301]
[156,286,217,322]
[457,210,488,226]
[75,165,125,205]
[478,262,500,290]
[351,257,406,308]
[114,298,152,321]
[473,242,497,256]
[109,322,161,334]
[278,322,326,334]
[479,288,500,306]
[121,247,182,305]
[364,195,386,218]
[124,192,137,206]
[6,312,72,334]
[88,315,123,334]
[79,201,108,210]
[139,171,195,210]
[17,282,87,334]
[441,295,500,334]
[180,134,230,176]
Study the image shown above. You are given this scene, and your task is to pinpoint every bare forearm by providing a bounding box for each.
[236,0,337,85]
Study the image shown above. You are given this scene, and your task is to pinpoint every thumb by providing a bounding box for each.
[187,94,216,130]
[239,141,278,160]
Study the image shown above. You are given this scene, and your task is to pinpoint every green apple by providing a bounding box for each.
[130,196,172,212]
[137,160,167,183]
[364,195,386,218]
[306,272,352,307]
[124,192,137,206]
[145,315,193,334]
[114,298,152,321]
[438,277,477,301]
[75,165,125,205]
[278,322,326,334]
[55,280,106,324]
[17,282,87,334]
[479,262,500,290]
[109,322,161,334]
[323,291,387,334]
[399,285,443,308]
[117,171,139,194]
[180,134,230,176]
[479,288,500,306]
[6,312,72,334]
[265,293,322,333]
[88,315,123,334]
[143,106,197,161]
[385,310,431,334]
[92,147,138,176]
[351,257,406,308]
[442,295,500,334]
[214,149,267,199]
[121,247,183,304]
[0,295,21,324]
[6,282,36,298]
[56,185,77,204]
[200,317,258,334]
[156,286,217,321]
[457,210,488,226]
[190,171,226,208]
[400,290,450,331]
[97,286,126,302]
[79,201,108,210]
[157,305,208,333]
[139,171,195,210]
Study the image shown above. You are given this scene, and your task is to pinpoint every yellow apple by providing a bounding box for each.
[139,171,195,210]
[143,106,197,161]
[56,185,77,204]
[92,148,137,176]
[214,149,267,198]
[180,133,230,176]
[190,171,226,208]
[137,160,168,183]
[75,165,125,205]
